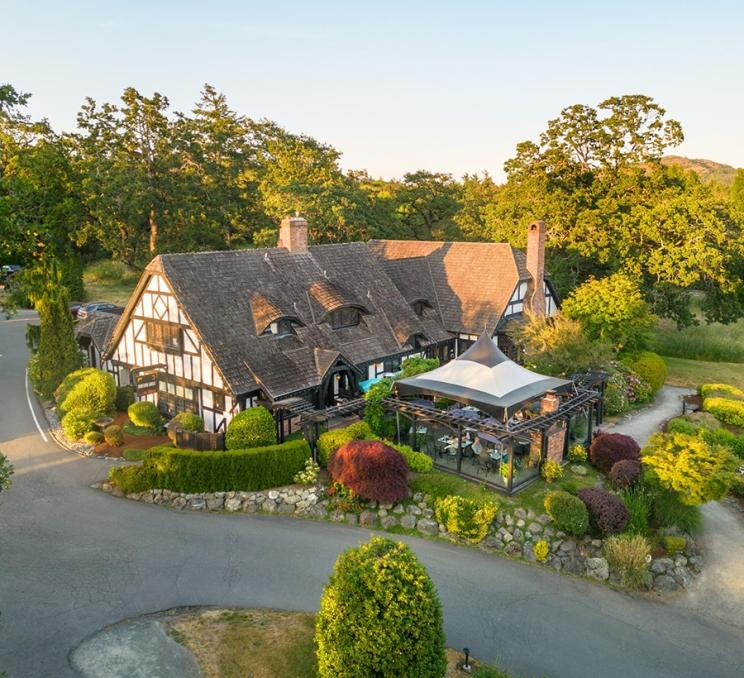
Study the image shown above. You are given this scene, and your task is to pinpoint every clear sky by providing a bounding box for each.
[3,0,743,180]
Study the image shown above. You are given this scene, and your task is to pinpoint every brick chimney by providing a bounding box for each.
[277,215,308,253]
[540,390,561,414]
[525,220,546,316]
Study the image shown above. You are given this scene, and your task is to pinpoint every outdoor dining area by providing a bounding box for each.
[385,332,605,494]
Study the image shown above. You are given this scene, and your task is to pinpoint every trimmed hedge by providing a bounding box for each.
[577,487,629,535]
[385,440,433,473]
[84,431,104,445]
[115,385,135,412]
[703,397,744,428]
[699,383,744,401]
[56,367,115,417]
[328,440,408,504]
[172,412,205,432]
[61,407,96,441]
[110,439,311,493]
[631,352,667,393]
[103,424,124,447]
[225,406,276,449]
[608,459,641,490]
[589,432,641,474]
[128,401,162,429]
[544,490,588,537]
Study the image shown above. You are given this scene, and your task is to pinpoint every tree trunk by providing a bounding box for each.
[149,208,158,254]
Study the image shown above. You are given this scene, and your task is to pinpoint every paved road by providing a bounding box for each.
[1,313,743,678]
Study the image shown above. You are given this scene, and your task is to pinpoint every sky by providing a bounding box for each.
[3,0,743,180]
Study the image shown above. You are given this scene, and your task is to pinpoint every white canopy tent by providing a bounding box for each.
[395,332,572,420]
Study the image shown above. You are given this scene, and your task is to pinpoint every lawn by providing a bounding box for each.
[82,261,139,305]
[166,608,512,678]
[663,357,744,390]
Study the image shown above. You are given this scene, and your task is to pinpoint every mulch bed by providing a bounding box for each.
[92,412,169,459]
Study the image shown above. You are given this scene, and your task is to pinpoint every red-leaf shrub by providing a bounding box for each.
[589,432,640,474]
[577,487,629,535]
[608,459,641,489]
[328,439,408,504]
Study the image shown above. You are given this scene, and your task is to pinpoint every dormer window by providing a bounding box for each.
[411,300,431,318]
[262,318,296,337]
[328,307,360,329]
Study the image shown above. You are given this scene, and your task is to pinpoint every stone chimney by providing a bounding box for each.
[540,390,561,414]
[526,220,546,316]
[277,215,308,253]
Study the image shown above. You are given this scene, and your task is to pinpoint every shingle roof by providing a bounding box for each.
[368,240,530,336]
[148,243,440,398]
[74,313,118,353]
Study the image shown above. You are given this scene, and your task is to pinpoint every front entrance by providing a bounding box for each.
[319,364,358,408]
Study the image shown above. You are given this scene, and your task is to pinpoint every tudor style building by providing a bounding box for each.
[94,217,559,432]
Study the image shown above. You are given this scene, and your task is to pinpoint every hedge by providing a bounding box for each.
[385,440,433,473]
[703,397,744,428]
[110,439,311,493]
[225,406,276,449]
[702,427,744,459]
[56,367,116,419]
[128,401,162,429]
[316,421,374,467]
[631,352,667,393]
[699,383,744,401]
[115,385,135,412]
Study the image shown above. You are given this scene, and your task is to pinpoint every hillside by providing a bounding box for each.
[662,155,738,186]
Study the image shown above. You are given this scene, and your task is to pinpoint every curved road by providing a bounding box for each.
[1,313,743,678]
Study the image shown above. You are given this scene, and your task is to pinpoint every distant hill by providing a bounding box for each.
[662,155,738,187]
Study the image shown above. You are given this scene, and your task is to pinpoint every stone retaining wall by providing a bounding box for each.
[97,481,702,593]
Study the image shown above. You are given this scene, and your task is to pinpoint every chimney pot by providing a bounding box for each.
[526,220,546,316]
[278,215,308,253]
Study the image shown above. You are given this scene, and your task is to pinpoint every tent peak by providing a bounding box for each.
[458,332,510,368]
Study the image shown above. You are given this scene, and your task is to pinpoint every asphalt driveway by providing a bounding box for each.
[1,313,743,678]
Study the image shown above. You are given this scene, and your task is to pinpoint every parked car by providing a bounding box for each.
[0,264,22,287]
[69,303,84,319]
[77,302,122,319]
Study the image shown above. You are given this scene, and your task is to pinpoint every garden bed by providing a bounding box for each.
[90,412,169,458]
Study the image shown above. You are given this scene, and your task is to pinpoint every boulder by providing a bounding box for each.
[570,464,588,476]
[172,496,187,510]
[586,557,610,581]
[514,508,527,520]
[359,510,378,528]
[381,515,399,529]
[277,502,294,514]
[417,519,439,536]
[653,575,679,592]
[483,536,503,550]
[672,566,692,588]
[527,522,543,535]
[206,495,224,510]
[225,497,242,512]
[400,514,417,530]
[345,512,359,526]
[393,504,406,515]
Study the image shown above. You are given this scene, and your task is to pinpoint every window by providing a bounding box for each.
[505,281,528,316]
[412,301,429,318]
[145,320,182,353]
[213,391,225,411]
[262,318,295,337]
[157,375,198,415]
[328,307,360,329]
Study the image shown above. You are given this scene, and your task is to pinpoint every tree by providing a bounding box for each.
[507,310,613,377]
[0,451,12,494]
[562,272,654,351]
[315,536,447,678]
[732,169,744,213]
[642,432,738,505]
[394,170,462,240]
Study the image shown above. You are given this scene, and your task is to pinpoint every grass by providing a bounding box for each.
[123,448,146,461]
[501,465,602,515]
[166,608,516,678]
[123,422,161,437]
[83,260,139,305]
[663,356,744,390]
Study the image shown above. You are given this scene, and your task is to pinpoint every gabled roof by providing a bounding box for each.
[368,240,531,336]
[74,313,118,353]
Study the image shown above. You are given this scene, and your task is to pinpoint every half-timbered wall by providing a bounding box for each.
[110,274,235,432]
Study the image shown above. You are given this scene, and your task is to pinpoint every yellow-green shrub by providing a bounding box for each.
[568,443,587,463]
[434,495,499,543]
[631,352,667,393]
[699,383,744,400]
[128,401,162,429]
[663,535,687,553]
[104,424,124,447]
[541,459,564,483]
[533,540,549,562]
[56,367,116,418]
[61,407,97,441]
[84,431,104,445]
[703,396,744,427]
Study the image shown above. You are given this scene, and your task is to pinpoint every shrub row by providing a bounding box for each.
[703,396,744,428]
[110,439,311,493]
[699,383,744,401]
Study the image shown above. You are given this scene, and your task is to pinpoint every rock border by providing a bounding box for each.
[96,481,702,594]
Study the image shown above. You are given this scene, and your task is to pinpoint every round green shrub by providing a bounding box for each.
[108,465,152,494]
[115,385,135,412]
[225,406,276,449]
[103,424,124,447]
[61,407,97,441]
[315,536,447,678]
[84,431,105,445]
[631,352,667,393]
[316,421,373,467]
[172,412,205,432]
[56,368,116,418]
[544,490,589,536]
[128,401,162,429]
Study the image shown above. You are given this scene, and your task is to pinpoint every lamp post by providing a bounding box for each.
[459,647,472,673]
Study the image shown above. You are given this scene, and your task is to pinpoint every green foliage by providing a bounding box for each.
[385,440,433,473]
[225,406,276,449]
[642,431,737,505]
[631,352,667,393]
[122,448,146,461]
[172,412,205,433]
[110,439,311,493]
[103,424,124,447]
[618,485,652,536]
[703,396,744,427]
[84,431,104,445]
[729,475,744,498]
[603,370,630,415]
[56,368,116,419]
[650,486,703,533]
[409,472,495,506]
[663,535,687,554]
[315,537,447,678]
[540,459,564,483]
[533,539,549,562]
[127,400,162,429]
[84,260,130,283]
[434,495,499,543]
[665,418,698,436]
[700,427,744,459]
[0,451,14,493]
[115,385,135,412]
[399,355,439,378]
[700,383,744,400]
[61,407,96,441]
[316,422,372,467]
[293,458,320,485]
[508,311,613,378]
[544,490,589,536]
[603,534,651,589]
[108,464,152,494]
[563,273,654,352]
